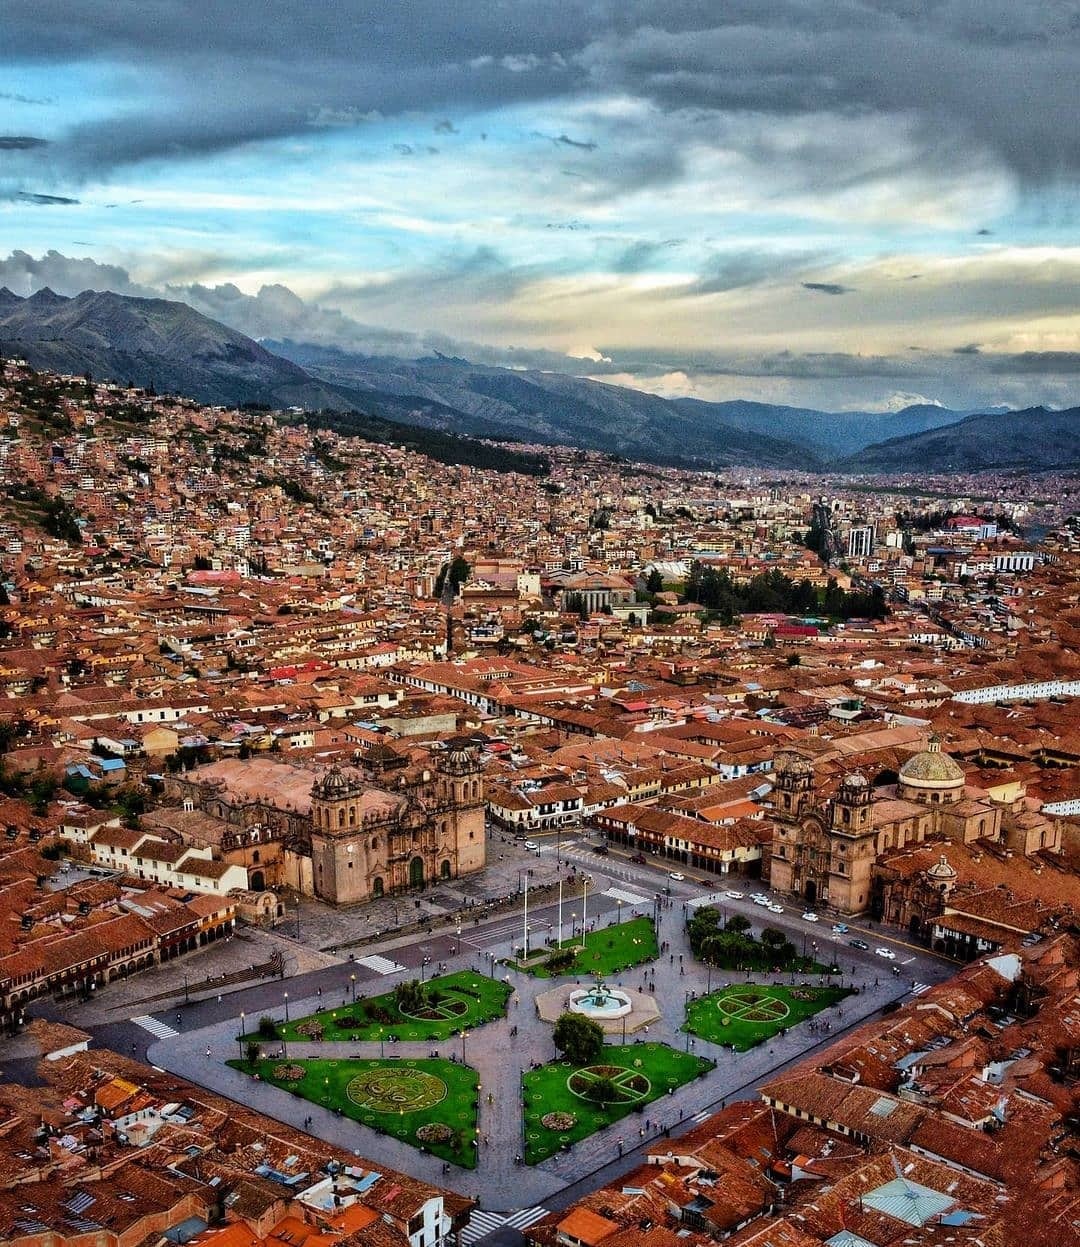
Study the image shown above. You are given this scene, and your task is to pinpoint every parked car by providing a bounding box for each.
[725,890,744,900]
[629,853,647,864]
[875,947,897,960]
[767,903,784,914]
[523,840,540,851]
[831,923,849,934]
[801,911,819,923]
[849,938,870,950]
[668,871,685,881]
[591,843,609,855]
[752,895,770,906]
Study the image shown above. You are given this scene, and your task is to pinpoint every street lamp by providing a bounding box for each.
[238,1011,245,1062]
[456,923,461,955]
[379,1028,385,1058]
[461,1029,468,1064]
[284,992,290,1023]
[350,974,357,1003]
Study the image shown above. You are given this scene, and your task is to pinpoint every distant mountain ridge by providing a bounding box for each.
[839,406,1080,471]
[0,287,1068,471]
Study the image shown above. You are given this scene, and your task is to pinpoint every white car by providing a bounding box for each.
[725,890,744,900]
[801,911,819,922]
[668,871,685,881]
[523,840,540,851]
[767,903,784,914]
[752,896,769,906]
[875,947,897,960]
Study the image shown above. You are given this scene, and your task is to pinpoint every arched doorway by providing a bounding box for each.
[409,856,424,889]
[250,869,265,891]
[804,879,817,907]
[440,859,452,879]
[372,877,384,897]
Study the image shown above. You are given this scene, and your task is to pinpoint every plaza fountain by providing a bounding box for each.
[568,981,633,1021]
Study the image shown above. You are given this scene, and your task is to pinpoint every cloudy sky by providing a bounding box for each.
[2,1,1079,411]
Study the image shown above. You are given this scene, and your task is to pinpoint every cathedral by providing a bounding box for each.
[769,738,1003,917]
[163,737,487,905]
[309,738,486,904]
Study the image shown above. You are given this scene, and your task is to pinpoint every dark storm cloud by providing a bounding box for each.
[954,343,982,355]
[12,191,79,204]
[5,2,1079,183]
[0,135,48,149]
[802,282,852,296]
[982,352,1080,375]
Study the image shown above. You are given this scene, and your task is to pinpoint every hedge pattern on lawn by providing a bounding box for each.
[513,916,659,978]
[683,982,852,1052]
[247,971,512,1043]
[230,1056,479,1168]
[522,1042,713,1165]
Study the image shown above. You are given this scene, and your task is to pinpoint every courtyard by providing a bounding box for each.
[521,1042,713,1164]
[513,915,659,978]
[248,970,512,1043]
[683,982,852,1052]
[229,1055,480,1168]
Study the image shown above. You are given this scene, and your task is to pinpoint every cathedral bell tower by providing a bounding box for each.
[831,772,873,834]
[774,752,816,821]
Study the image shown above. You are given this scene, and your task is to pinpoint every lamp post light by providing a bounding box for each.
[284,992,290,1023]
[350,973,357,1003]
[379,1028,385,1059]
[461,1029,468,1064]
[456,923,461,955]
[238,1011,245,1062]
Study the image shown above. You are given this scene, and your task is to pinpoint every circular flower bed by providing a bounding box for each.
[296,1020,324,1040]
[273,1064,305,1082]
[541,1111,577,1131]
[416,1122,454,1144]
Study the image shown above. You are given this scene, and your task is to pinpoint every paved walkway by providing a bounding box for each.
[149,893,935,1212]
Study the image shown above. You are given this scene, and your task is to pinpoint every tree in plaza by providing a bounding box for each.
[553,1012,605,1065]
[725,914,752,935]
[245,1041,262,1065]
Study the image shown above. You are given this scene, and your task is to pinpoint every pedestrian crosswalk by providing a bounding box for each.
[910,982,932,996]
[691,1109,711,1123]
[604,887,651,906]
[132,1014,179,1039]
[462,1206,547,1245]
[354,954,406,975]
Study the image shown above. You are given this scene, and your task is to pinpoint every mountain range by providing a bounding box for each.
[1,287,1074,472]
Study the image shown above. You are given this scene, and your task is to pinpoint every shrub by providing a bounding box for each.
[258,1016,278,1039]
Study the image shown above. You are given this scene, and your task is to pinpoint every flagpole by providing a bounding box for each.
[558,875,563,947]
[523,872,529,960]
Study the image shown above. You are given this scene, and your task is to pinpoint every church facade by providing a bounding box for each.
[768,739,1001,917]
[309,740,486,904]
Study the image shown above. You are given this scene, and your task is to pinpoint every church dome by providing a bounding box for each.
[841,771,869,791]
[898,737,964,790]
[926,853,957,882]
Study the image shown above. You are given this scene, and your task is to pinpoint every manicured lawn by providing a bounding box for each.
[513,916,659,979]
[522,1042,713,1164]
[228,1056,480,1168]
[683,982,852,1052]
[247,971,512,1043]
